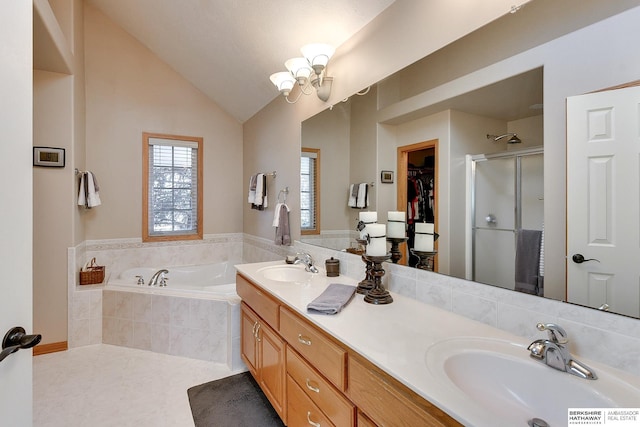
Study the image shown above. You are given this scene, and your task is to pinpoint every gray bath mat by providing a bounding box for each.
[187,372,285,427]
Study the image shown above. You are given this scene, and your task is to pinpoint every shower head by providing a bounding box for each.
[486,133,522,144]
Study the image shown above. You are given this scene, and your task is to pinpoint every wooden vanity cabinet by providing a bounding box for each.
[240,303,287,422]
[348,353,461,427]
[238,272,460,427]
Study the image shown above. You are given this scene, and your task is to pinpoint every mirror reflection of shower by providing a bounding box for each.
[467,148,544,293]
[486,133,522,144]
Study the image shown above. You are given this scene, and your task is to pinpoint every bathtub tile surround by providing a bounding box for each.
[103,289,233,363]
[68,234,244,371]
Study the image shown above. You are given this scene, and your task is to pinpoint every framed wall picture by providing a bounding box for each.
[381,170,394,184]
[33,147,65,168]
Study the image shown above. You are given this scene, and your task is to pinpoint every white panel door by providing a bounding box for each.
[567,85,640,317]
[0,2,34,425]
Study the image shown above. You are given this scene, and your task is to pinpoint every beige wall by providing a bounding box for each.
[301,103,351,232]
[84,4,243,240]
[33,71,74,344]
[243,0,519,241]
[33,0,85,346]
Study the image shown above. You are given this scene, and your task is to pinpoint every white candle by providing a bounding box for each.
[414,222,435,252]
[359,211,377,223]
[366,224,387,256]
[359,211,377,239]
[387,211,406,238]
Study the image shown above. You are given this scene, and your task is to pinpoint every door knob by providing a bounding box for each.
[0,326,41,363]
[572,254,600,264]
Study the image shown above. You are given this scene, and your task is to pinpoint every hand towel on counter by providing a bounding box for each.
[307,284,356,314]
[77,171,102,209]
[274,203,291,245]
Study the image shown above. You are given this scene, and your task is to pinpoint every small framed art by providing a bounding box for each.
[33,147,65,168]
[380,170,394,184]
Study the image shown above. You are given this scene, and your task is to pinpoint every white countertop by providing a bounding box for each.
[235,260,640,427]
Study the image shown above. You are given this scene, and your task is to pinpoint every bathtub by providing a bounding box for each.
[107,261,239,298]
[103,261,243,368]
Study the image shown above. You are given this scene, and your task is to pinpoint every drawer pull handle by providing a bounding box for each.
[305,378,320,393]
[252,321,258,338]
[306,411,321,427]
[255,323,261,342]
[297,334,312,346]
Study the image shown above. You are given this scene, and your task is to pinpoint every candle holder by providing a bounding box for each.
[386,237,408,264]
[411,249,438,271]
[355,238,374,295]
[362,254,393,304]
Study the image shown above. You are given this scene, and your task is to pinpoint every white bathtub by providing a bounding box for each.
[107,262,238,298]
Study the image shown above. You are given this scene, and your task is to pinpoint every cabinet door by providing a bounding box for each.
[240,303,259,378]
[258,320,287,422]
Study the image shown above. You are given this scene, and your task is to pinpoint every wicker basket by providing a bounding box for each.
[79,257,105,285]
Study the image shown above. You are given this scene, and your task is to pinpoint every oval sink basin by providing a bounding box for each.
[425,337,640,426]
[257,265,314,283]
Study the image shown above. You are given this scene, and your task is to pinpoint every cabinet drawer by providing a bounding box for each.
[236,273,279,329]
[348,355,460,427]
[287,375,335,427]
[287,347,355,427]
[357,411,377,427]
[280,307,346,390]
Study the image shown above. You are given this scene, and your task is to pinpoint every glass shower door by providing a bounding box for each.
[473,157,516,289]
[471,151,544,290]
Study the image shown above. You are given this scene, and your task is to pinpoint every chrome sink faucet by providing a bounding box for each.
[149,269,169,287]
[293,252,319,273]
[527,323,597,380]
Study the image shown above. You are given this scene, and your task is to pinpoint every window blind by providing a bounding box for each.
[300,151,317,231]
[147,138,199,236]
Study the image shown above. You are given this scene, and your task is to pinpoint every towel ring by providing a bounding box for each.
[278,187,289,203]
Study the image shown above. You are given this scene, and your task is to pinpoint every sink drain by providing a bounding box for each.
[528,418,549,427]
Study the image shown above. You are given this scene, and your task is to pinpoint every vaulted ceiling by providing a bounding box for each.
[86,0,395,123]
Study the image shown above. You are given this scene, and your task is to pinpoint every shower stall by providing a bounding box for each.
[466,148,544,290]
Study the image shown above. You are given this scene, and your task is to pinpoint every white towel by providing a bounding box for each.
[86,172,101,207]
[356,183,368,208]
[348,184,357,207]
[272,202,290,227]
[78,171,101,208]
[247,174,257,204]
[254,173,265,207]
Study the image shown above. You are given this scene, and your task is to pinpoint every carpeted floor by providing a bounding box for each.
[187,372,285,427]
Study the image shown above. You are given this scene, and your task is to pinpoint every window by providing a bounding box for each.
[300,148,320,234]
[143,132,203,242]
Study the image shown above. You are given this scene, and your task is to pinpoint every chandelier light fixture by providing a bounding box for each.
[270,43,335,104]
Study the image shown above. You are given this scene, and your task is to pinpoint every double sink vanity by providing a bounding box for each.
[235,260,640,426]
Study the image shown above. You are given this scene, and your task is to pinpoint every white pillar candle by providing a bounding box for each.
[414,222,435,252]
[366,224,387,256]
[359,211,377,223]
[387,211,406,238]
[358,211,378,239]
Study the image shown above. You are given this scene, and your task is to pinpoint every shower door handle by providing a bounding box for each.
[572,254,600,264]
[0,326,41,363]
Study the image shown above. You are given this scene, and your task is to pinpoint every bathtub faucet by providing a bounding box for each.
[149,269,169,287]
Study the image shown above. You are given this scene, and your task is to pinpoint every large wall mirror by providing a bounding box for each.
[299,0,640,319]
